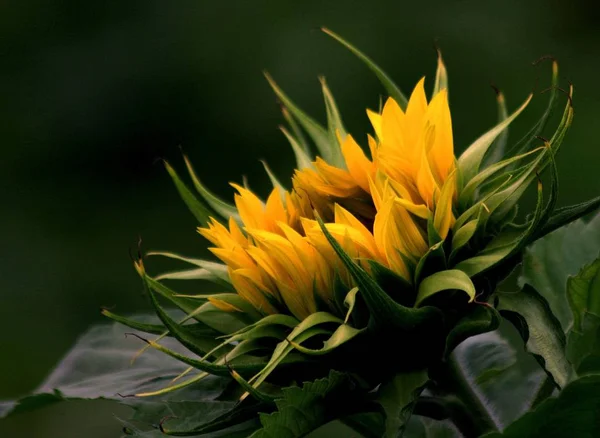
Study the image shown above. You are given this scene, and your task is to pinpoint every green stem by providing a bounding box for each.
[446,357,499,437]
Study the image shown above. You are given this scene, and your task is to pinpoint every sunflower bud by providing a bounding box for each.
[105,29,593,405]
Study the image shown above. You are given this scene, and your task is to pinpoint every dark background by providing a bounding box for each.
[1,1,599,436]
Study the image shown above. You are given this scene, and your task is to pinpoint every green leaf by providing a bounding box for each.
[265,73,342,166]
[415,270,476,307]
[138,399,263,437]
[497,285,574,388]
[566,258,600,373]
[183,154,241,223]
[0,316,231,417]
[457,94,532,184]
[404,415,462,438]
[519,212,600,331]
[567,258,600,336]
[482,375,600,438]
[321,27,408,109]
[250,370,353,438]
[164,160,212,226]
[450,329,546,430]
[377,370,429,438]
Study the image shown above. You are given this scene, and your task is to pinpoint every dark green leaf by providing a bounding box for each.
[450,329,545,430]
[250,370,352,438]
[519,212,600,331]
[566,258,600,373]
[377,370,429,438]
[497,285,574,388]
[482,375,600,438]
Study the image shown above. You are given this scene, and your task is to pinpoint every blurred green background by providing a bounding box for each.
[1,0,599,436]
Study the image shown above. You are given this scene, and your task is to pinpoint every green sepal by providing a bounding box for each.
[481,89,509,169]
[320,76,347,143]
[415,240,446,286]
[182,153,241,223]
[280,104,311,155]
[146,285,234,360]
[317,217,443,332]
[280,126,314,170]
[140,267,204,316]
[260,160,287,193]
[533,195,600,241]
[249,326,333,390]
[229,368,278,403]
[317,217,446,373]
[101,309,169,336]
[290,323,366,356]
[265,72,343,167]
[449,219,478,262]
[321,27,408,109]
[444,305,500,358]
[415,269,476,307]
[504,60,559,163]
[367,260,413,308]
[146,250,231,288]
[164,159,213,226]
[432,48,448,98]
[101,309,220,340]
[457,93,532,184]
[206,293,264,322]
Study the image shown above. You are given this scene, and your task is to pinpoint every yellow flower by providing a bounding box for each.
[199,184,338,320]
[198,77,461,317]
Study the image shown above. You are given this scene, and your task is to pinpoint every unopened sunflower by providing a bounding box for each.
[100,28,600,437]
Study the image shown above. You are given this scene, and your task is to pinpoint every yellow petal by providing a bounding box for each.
[231,183,265,229]
[340,134,374,193]
[229,269,279,315]
[433,170,457,239]
[367,109,383,140]
[426,88,454,184]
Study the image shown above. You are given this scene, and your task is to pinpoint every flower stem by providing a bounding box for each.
[445,356,499,437]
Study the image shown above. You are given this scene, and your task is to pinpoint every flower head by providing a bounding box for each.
[106,29,591,405]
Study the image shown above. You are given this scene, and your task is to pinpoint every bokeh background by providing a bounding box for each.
[1,1,599,436]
